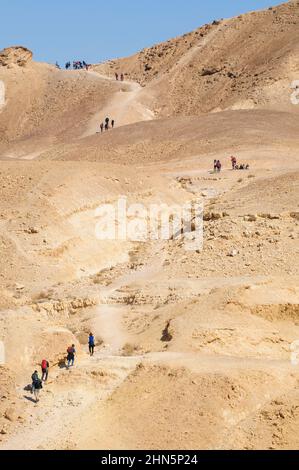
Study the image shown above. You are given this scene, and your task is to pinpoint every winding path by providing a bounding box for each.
[82,72,155,137]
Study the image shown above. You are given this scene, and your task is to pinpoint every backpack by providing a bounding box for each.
[42,360,48,370]
[32,373,38,383]
[67,347,75,356]
[35,379,43,390]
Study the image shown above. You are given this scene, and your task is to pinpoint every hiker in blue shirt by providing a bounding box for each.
[89,333,95,357]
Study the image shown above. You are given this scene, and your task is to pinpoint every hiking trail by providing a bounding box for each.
[82,72,155,137]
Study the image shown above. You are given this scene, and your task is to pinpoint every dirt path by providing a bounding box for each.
[0,355,140,450]
[4,344,293,451]
[82,72,154,137]
[0,80,6,110]
[93,305,127,356]
[173,22,224,72]
[92,248,166,355]
[0,250,166,450]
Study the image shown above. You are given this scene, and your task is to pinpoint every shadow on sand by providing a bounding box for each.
[23,395,37,404]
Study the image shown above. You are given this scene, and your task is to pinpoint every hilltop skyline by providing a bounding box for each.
[0,0,283,65]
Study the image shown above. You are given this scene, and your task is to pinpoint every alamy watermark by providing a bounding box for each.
[95,197,204,251]
[0,341,5,365]
[290,80,299,105]
[290,340,299,366]
[0,80,5,109]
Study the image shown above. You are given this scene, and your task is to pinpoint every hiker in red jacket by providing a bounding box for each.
[231,156,237,170]
[41,359,50,382]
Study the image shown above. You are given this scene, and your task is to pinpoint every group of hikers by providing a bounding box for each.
[68,60,90,70]
[115,72,125,81]
[231,156,250,170]
[213,160,222,172]
[99,116,115,133]
[213,156,250,173]
[30,333,95,403]
[57,62,125,76]
[55,60,90,71]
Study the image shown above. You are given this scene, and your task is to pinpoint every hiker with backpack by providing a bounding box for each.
[67,345,76,368]
[88,333,95,357]
[41,359,50,382]
[31,371,43,403]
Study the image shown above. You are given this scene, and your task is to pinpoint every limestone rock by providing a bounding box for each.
[4,407,18,422]
[0,46,33,67]
[290,212,299,220]
[204,212,222,221]
[228,249,238,257]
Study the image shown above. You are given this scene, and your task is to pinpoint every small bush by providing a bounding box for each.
[122,343,139,357]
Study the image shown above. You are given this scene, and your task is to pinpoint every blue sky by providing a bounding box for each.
[0,0,283,65]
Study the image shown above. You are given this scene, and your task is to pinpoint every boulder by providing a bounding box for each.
[0,46,33,67]
[244,215,257,222]
[258,213,280,220]
[228,249,238,257]
[15,283,25,291]
[204,212,222,221]
[25,227,39,234]
[201,67,221,76]
[4,407,18,422]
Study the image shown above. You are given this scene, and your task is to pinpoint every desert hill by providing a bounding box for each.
[38,109,299,166]
[95,1,299,117]
[0,50,118,159]
[1,1,299,160]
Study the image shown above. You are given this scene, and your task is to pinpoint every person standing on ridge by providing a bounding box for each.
[100,123,104,133]
[231,156,237,170]
[115,73,119,81]
[88,333,95,356]
[111,119,115,129]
